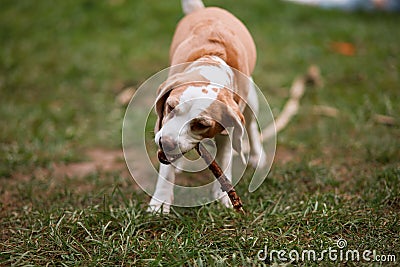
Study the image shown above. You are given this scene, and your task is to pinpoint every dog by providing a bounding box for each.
[148,0,266,213]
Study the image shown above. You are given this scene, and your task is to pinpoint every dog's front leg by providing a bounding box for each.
[147,163,175,213]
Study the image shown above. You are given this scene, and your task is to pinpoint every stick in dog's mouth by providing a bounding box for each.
[157,138,184,165]
[157,149,183,165]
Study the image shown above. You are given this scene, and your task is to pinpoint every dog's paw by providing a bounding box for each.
[216,193,233,208]
[147,199,171,214]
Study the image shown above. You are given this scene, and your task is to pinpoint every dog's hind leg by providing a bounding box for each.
[244,78,267,168]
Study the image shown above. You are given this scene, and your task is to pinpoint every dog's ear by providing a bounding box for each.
[154,74,187,133]
[217,91,246,163]
[226,102,246,163]
[154,80,171,133]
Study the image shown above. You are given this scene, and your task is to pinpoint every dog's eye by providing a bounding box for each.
[191,119,212,132]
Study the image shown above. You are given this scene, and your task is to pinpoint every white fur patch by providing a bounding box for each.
[179,84,219,104]
[187,57,234,87]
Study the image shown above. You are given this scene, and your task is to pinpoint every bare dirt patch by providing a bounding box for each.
[52,148,130,179]
[1,148,135,216]
[8,148,131,182]
[273,146,300,164]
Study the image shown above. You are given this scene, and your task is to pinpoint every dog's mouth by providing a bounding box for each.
[157,149,184,165]
[157,138,187,165]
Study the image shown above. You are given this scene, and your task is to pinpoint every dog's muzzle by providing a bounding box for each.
[157,136,184,165]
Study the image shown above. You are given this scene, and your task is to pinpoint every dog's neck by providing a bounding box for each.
[167,55,236,90]
[186,55,234,87]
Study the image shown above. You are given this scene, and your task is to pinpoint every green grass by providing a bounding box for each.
[1,0,399,266]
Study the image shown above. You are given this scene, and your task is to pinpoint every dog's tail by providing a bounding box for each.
[181,0,205,15]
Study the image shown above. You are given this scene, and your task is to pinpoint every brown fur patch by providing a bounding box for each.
[216,88,245,125]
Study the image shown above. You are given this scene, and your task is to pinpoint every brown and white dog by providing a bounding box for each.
[148,0,266,213]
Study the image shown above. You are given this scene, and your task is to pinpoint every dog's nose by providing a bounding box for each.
[159,136,177,152]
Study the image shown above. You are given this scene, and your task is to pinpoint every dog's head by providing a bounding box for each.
[154,81,245,164]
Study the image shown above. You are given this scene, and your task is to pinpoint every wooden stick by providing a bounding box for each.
[262,65,322,141]
[196,143,245,214]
